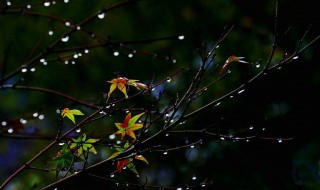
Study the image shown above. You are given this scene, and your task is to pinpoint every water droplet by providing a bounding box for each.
[20,118,27,124]
[166,77,171,82]
[21,68,27,73]
[136,174,140,178]
[256,64,260,68]
[113,51,119,56]
[112,103,115,107]
[230,95,234,98]
[277,66,281,70]
[116,140,121,144]
[215,102,221,106]
[58,142,64,146]
[61,36,69,42]
[138,120,142,123]
[249,126,254,130]
[262,128,265,131]
[48,31,54,35]
[76,128,81,133]
[8,128,13,133]
[44,2,50,7]
[192,176,197,180]
[38,114,45,120]
[40,58,45,63]
[64,61,69,64]
[43,62,48,65]
[216,45,220,48]
[163,151,168,155]
[84,49,89,54]
[278,139,282,143]
[73,54,78,59]
[220,137,225,140]
[165,113,170,117]
[30,68,36,72]
[246,139,250,142]
[97,13,105,19]
[65,22,71,26]
[32,112,38,117]
[201,184,206,187]
[170,119,174,123]
[190,145,194,148]
[27,4,31,9]
[109,134,115,139]
[52,1,56,5]
[115,182,119,186]
[177,188,182,190]
[165,133,169,137]
[6,1,11,6]
[64,0,69,3]
[172,59,177,63]
[178,35,185,40]
[238,89,245,94]
[56,109,61,114]
[293,56,299,60]
[128,53,133,58]
[227,70,231,74]
[71,61,75,64]
[110,174,114,178]
[1,121,7,126]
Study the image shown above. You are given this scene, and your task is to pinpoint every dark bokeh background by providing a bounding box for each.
[1,0,320,189]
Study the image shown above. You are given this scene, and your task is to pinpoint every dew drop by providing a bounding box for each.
[166,77,171,82]
[64,0,69,3]
[40,58,45,63]
[227,70,231,74]
[43,62,48,65]
[30,68,36,72]
[58,142,64,146]
[7,1,11,6]
[20,119,27,124]
[21,68,27,73]
[76,128,81,133]
[216,45,220,48]
[230,95,234,98]
[97,13,105,19]
[192,176,197,180]
[256,64,260,68]
[33,112,39,117]
[52,1,56,5]
[249,126,254,130]
[64,61,69,64]
[61,36,69,42]
[190,145,194,149]
[215,102,221,106]
[220,137,225,140]
[128,53,133,58]
[109,134,115,139]
[170,119,174,123]
[277,66,281,70]
[246,139,250,142]
[38,114,45,120]
[71,61,75,64]
[163,151,168,155]
[113,51,119,56]
[178,35,185,40]
[165,133,169,137]
[8,128,13,133]
[177,188,182,190]
[110,174,114,178]
[2,121,7,126]
[65,22,71,26]
[73,54,78,59]
[27,4,31,9]
[202,184,206,187]
[116,140,121,144]
[278,139,282,143]
[44,2,50,7]
[165,113,170,117]
[48,31,54,35]
[293,56,299,60]
[262,128,265,131]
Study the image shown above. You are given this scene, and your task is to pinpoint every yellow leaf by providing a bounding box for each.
[61,108,84,124]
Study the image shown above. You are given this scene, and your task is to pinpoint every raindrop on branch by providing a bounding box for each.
[238,89,245,94]
[293,56,299,60]
[278,139,282,143]
[64,61,69,64]
[27,4,31,9]
[192,176,197,180]
[65,22,71,27]
[48,31,54,36]
[38,114,45,120]
[33,113,39,117]
[58,142,64,146]
[64,0,69,3]
[113,51,119,56]
[76,128,81,133]
[178,35,185,40]
[30,68,36,72]
[84,49,89,54]
[21,68,27,73]
[166,77,171,82]
[44,2,50,7]
[1,121,7,126]
[61,36,69,42]
[163,151,168,155]
[128,53,133,58]
[7,1,11,6]
[256,64,260,68]
[97,13,105,19]
[110,174,114,178]
[43,62,48,65]
[76,26,81,30]
[8,128,13,133]
[109,134,115,139]
[249,125,254,130]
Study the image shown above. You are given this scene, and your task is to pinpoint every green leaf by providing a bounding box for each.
[128,112,144,128]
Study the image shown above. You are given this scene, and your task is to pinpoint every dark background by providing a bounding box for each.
[1,0,320,189]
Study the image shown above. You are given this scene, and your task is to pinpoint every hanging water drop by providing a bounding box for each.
[65,22,71,26]
[113,51,119,56]
[48,31,54,35]
[293,56,299,60]
[7,1,11,6]
[220,137,225,140]
[249,125,254,130]
[21,68,27,73]
[76,128,81,133]
[44,2,50,7]
[172,59,177,63]
[1,121,7,126]
[97,13,105,19]
[61,36,69,42]
[38,114,45,120]
[216,45,220,48]
[190,145,194,149]
[177,188,182,190]
[116,140,121,144]
[192,176,197,180]
[7,128,13,133]
[64,0,69,3]
[64,61,69,64]
[52,1,56,4]
[109,134,115,139]
[278,139,282,143]
[166,77,171,82]
[178,35,185,40]
[128,53,133,58]
[27,4,31,9]
[256,64,260,68]
[202,184,206,187]
[73,54,78,59]
[165,133,169,137]
[33,112,39,117]
[30,68,36,72]
[71,61,75,64]
[215,102,221,106]
[58,142,64,146]
[43,62,48,65]
[163,151,168,155]
[230,95,234,98]
[262,128,265,131]
[20,119,27,124]
[110,174,114,178]
[165,113,170,117]
[76,26,81,30]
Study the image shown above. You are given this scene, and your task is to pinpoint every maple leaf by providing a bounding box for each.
[219,55,248,75]
[61,108,84,124]
[70,133,99,156]
[52,144,73,176]
[114,112,144,139]
[107,77,148,99]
